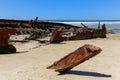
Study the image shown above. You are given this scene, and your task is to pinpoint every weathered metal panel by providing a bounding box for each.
[47,44,102,73]
[50,27,62,43]
[0,29,17,54]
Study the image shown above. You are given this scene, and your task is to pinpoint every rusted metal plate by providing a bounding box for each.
[0,29,17,35]
[47,44,102,73]
[50,27,62,43]
[0,29,17,54]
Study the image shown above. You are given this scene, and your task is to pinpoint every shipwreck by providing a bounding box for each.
[0,17,106,53]
[0,17,106,42]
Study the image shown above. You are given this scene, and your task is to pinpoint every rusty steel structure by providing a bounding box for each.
[0,29,17,53]
[0,18,80,40]
[68,24,106,40]
[0,18,107,42]
[47,44,102,73]
[0,18,79,29]
[50,24,107,43]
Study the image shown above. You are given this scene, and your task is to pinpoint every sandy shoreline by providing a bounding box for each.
[0,34,120,80]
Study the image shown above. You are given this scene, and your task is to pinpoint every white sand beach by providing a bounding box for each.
[0,34,120,80]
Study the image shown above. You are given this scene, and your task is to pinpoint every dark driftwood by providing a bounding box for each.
[47,44,102,73]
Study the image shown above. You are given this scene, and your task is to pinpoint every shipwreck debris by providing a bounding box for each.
[0,29,17,54]
[47,44,102,73]
[50,27,62,43]
[0,18,107,42]
[49,23,107,42]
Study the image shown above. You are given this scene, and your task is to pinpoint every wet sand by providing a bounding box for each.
[0,34,120,80]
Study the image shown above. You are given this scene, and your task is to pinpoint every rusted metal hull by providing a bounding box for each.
[47,44,102,73]
[0,18,107,41]
[49,24,106,43]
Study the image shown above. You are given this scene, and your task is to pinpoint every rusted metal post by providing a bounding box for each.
[102,24,107,38]
[50,27,62,43]
[98,21,100,29]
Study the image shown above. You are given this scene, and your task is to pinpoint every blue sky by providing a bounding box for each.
[0,0,120,20]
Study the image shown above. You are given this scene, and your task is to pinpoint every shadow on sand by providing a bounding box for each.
[15,51,29,54]
[51,42,66,44]
[0,51,29,55]
[58,70,112,78]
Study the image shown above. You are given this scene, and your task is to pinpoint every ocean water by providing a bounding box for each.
[44,20,120,34]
